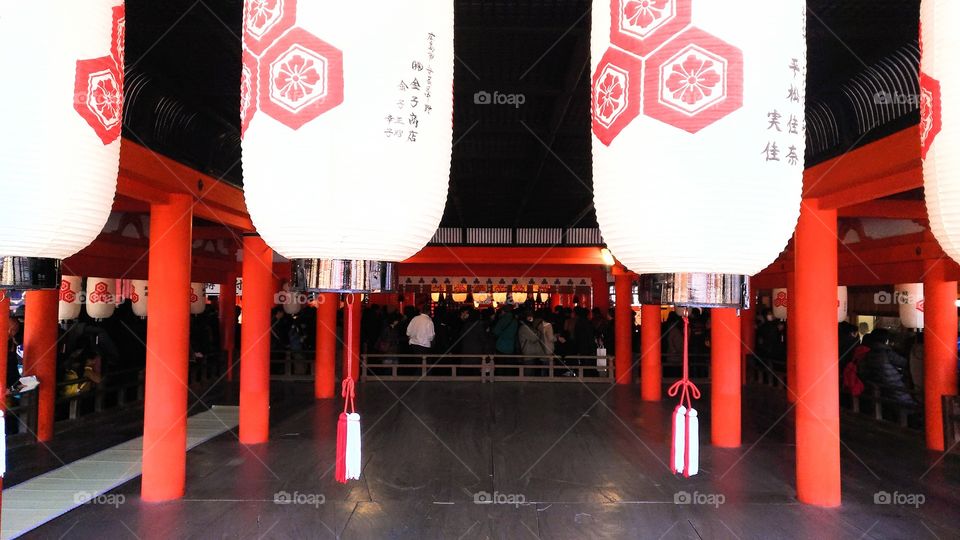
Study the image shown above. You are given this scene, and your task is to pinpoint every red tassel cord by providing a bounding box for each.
[336,298,362,484]
[667,314,701,477]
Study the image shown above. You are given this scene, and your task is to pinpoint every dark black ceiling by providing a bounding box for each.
[123,0,920,229]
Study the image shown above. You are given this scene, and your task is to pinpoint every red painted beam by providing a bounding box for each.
[837,199,927,219]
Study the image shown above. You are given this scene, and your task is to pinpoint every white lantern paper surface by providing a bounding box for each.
[772,288,788,320]
[472,292,489,304]
[512,292,528,304]
[240,1,454,262]
[58,276,82,321]
[86,277,116,319]
[492,292,508,305]
[837,286,848,323]
[590,0,805,275]
[190,283,207,315]
[451,293,467,303]
[895,283,924,329]
[921,1,959,262]
[0,2,124,261]
[130,279,148,318]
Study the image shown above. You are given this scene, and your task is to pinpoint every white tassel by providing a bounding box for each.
[686,408,699,477]
[345,412,362,480]
[672,405,686,474]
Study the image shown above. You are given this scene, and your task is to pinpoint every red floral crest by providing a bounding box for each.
[774,291,788,308]
[919,71,942,160]
[74,3,124,145]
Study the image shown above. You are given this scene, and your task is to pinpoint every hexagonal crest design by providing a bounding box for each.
[919,71,941,160]
[240,48,259,137]
[644,27,743,134]
[259,27,344,130]
[243,0,297,56]
[74,56,124,145]
[610,0,691,58]
[592,47,643,146]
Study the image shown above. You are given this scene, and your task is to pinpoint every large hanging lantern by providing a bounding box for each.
[58,276,82,322]
[0,2,124,290]
[86,277,116,320]
[921,1,956,260]
[240,1,454,293]
[190,283,207,315]
[895,283,924,329]
[592,0,805,308]
[130,279,148,318]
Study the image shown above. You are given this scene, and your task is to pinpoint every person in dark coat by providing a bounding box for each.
[859,328,916,406]
[456,306,487,363]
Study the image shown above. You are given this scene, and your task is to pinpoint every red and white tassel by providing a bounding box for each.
[336,372,360,484]
[335,412,348,483]
[667,314,701,478]
[685,408,699,477]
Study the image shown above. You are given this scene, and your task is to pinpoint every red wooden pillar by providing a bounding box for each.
[711,308,741,447]
[23,289,57,442]
[923,259,958,451]
[239,235,273,445]
[550,293,562,309]
[614,271,633,384]
[343,294,362,381]
[141,193,193,501]
[786,270,797,402]
[794,199,840,507]
[740,303,755,386]
[640,303,662,401]
[315,292,338,399]
[1,292,9,517]
[219,272,237,381]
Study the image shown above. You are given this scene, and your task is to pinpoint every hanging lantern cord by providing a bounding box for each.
[667,315,701,410]
[341,377,356,414]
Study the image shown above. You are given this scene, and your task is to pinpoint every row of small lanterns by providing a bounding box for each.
[57,277,207,321]
[770,284,925,329]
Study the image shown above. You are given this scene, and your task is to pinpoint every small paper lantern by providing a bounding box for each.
[279,284,303,315]
[472,292,489,303]
[130,279,148,318]
[451,293,468,303]
[492,292,508,305]
[86,277,116,320]
[430,292,441,303]
[0,2,124,289]
[512,292,528,304]
[190,283,207,315]
[241,1,454,292]
[895,283,924,329]
[771,288,789,320]
[837,286,848,322]
[58,276,82,321]
[591,0,805,305]
[921,1,957,261]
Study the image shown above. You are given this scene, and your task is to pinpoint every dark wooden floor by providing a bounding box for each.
[20,381,960,539]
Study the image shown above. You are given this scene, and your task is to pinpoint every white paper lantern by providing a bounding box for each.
[86,277,116,320]
[430,292,441,303]
[279,283,303,315]
[921,1,959,261]
[58,276,82,321]
[451,293,468,303]
[0,2,123,275]
[772,288,789,320]
[130,279,148,318]
[472,292,489,303]
[492,292,508,305]
[837,286,848,322]
[895,283,924,329]
[512,292,528,304]
[240,1,453,265]
[591,0,805,275]
[190,283,207,315]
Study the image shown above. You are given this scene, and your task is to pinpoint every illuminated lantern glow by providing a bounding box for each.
[772,288,789,320]
[241,0,454,293]
[130,279,148,318]
[921,1,958,261]
[512,292,528,304]
[58,276,82,321]
[492,292,508,305]
[472,292,489,303]
[895,283,924,329]
[86,277,116,320]
[837,286,848,322]
[430,292,441,303]
[0,2,124,290]
[591,0,805,307]
[451,293,468,303]
[190,283,207,315]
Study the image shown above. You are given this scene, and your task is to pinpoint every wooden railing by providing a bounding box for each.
[943,395,960,454]
[361,354,616,383]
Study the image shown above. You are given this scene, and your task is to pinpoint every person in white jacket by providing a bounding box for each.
[406,308,435,354]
